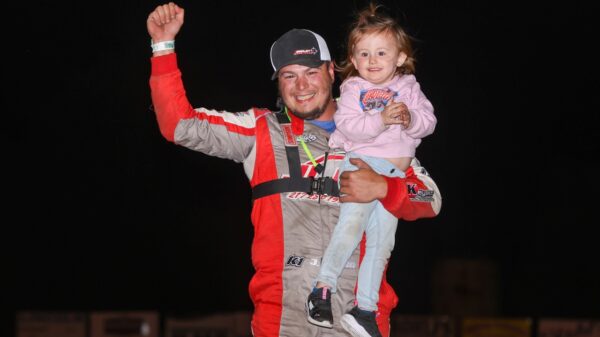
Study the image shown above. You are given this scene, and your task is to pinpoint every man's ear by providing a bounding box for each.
[327,61,335,81]
[397,52,408,67]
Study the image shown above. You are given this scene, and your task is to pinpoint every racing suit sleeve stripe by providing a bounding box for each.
[380,166,441,220]
[192,108,254,136]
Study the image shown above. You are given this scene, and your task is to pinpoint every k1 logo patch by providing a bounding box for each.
[286,255,305,267]
[407,183,435,202]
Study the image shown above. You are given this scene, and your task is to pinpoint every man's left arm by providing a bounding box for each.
[339,158,441,220]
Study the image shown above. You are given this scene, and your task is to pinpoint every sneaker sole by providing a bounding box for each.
[341,314,372,337]
[305,301,333,328]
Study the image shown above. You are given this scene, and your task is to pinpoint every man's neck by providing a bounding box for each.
[312,99,336,122]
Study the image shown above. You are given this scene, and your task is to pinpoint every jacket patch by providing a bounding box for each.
[286,255,305,267]
[297,133,317,143]
[408,183,435,202]
[282,124,297,146]
[359,88,397,112]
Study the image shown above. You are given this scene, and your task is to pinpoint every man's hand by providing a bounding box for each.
[147,2,184,54]
[339,158,388,203]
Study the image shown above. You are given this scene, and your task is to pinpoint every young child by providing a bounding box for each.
[305,4,436,337]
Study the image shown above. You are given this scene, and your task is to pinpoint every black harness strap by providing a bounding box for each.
[252,178,312,200]
[251,112,339,200]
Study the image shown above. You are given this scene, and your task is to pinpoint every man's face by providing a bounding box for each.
[277,63,334,120]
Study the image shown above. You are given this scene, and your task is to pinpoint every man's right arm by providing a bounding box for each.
[148,3,257,163]
[147,2,187,142]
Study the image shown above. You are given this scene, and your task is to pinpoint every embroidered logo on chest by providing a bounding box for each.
[297,133,317,143]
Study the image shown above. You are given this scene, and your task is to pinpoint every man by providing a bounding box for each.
[147,3,441,337]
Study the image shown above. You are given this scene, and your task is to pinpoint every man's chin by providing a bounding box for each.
[288,105,327,120]
[288,107,325,120]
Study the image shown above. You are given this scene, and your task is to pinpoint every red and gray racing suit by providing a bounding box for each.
[149,53,442,337]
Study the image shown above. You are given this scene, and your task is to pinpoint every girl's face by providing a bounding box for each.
[351,32,407,85]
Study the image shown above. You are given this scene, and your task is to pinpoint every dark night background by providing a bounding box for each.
[8,0,600,336]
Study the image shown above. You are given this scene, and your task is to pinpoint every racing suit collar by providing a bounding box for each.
[287,109,305,135]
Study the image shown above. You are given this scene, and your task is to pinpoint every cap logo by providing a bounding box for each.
[293,47,318,55]
[270,29,331,80]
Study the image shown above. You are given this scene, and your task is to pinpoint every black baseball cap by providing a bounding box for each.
[269,29,331,80]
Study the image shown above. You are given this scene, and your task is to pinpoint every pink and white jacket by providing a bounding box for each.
[329,74,436,158]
